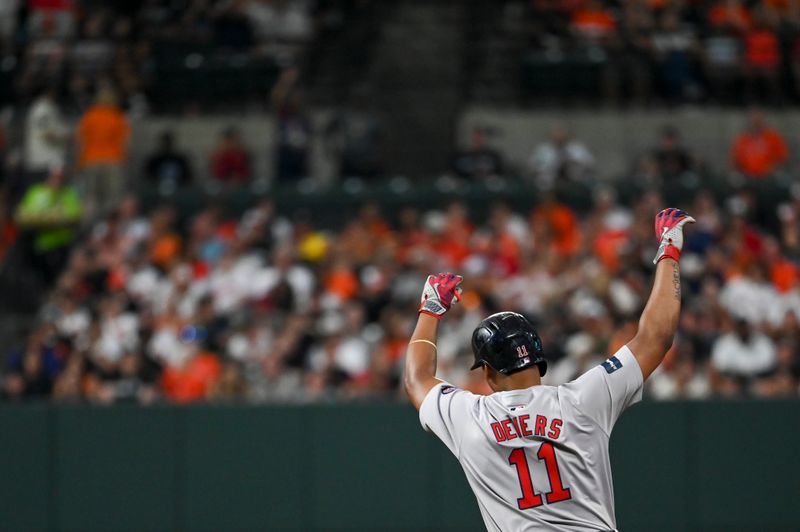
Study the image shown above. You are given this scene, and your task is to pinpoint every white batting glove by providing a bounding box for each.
[653,208,696,264]
[419,272,463,319]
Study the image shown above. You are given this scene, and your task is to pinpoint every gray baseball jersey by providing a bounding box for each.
[419,345,643,532]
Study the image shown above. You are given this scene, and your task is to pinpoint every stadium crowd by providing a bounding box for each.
[1,1,800,405]
[2,0,317,112]
[513,0,800,105]
[6,0,800,108]
[2,174,799,403]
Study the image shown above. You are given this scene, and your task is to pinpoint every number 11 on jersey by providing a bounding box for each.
[508,443,572,509]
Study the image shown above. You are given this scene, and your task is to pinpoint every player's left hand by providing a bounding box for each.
[419,272,463,319]
[653,208,695,264]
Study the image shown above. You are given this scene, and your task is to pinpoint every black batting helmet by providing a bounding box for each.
[470,312,547,376]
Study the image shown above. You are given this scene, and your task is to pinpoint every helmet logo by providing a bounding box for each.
[516,345,529,358]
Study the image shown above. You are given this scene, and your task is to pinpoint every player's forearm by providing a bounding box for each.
[641,258,681,341]
[629,208,693,378]
[629,258,681,378]
[405,272,462,409]
[403,313,440,409]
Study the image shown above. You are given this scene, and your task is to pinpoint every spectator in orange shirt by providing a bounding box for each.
[161,348,222,403]
[148,205,182,268]
[708,0,752,33]
[571,0,617,42]
[731,109,788,178]
[531,193,582,258]
[763,236,798,293]
[325,258,359,301]
[76,86,130,220]
[742,10,782,103]
[763,0,791,14]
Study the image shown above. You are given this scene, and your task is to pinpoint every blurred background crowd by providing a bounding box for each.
[0,0,799,404]
[9,0,800,108]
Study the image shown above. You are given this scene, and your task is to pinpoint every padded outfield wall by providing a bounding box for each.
[0,401,798,531]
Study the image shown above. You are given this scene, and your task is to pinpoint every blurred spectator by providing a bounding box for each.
[2,344,53,399]
[569,0,618,101]
[91,295,139,368]
[719,263,781,326]
[14,166,82,282]
[211,127,252,184]
[0,111,6,180]
[648,354,711,400]
[52,352,85,402]
[650,10,699,103]
[530,192,582,258]
[76,87,130,218]
[707,0,752,33]
[731,109,788,178]
[145,130,193,190]
[586,187,634,274]
[711,318,777,396]
[212,1,255,49]
[753,338,800,397]
[652,126,693,179]
[27,0,76,40]
[325,86,383,180]
[2,325,66,400]
[0,0,18,47]
[208,359,247,401]
[528,124,594,190]
[272,67,310,181]
[24,87,68,180]
[570,0,616,44]
[0,192,18,262]
[617,1,654,105]
[244,0,313,43]
[777,189,800,260]
[161,345,222,403]
[71,12,114,81]
[94,353,158,404]
[742,10,782,104]
[702,28,743,103]
[451,127,504,180]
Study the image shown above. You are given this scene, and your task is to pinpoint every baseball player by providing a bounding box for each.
[404,208,694,531]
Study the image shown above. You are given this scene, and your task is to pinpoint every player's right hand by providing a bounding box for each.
[653,208,695,264]
[419,272,463,319]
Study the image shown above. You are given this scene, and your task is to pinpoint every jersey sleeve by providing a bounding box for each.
[561,345,643,436]
[419,381,479,458]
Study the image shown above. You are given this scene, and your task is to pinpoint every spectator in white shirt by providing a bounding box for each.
[649,354,711,400]
[244,0,312,43]
[93,296,140,368]
[718,264,783,327]
[528,124,595,190]
[711,318,777,396]
[24,87,69,179]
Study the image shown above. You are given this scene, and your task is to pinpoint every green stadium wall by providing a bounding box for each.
[0,401,798,531]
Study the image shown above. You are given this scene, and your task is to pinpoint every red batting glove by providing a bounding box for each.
[419,272,463,319]
[653,208,695,264]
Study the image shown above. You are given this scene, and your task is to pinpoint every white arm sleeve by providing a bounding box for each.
[561,345,643,436]
[418,381,479,459]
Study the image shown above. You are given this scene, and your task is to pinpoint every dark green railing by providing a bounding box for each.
[135,171,778,227]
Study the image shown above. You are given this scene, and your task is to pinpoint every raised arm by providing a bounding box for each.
[403,272,463,410]
[627,209,694,380]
